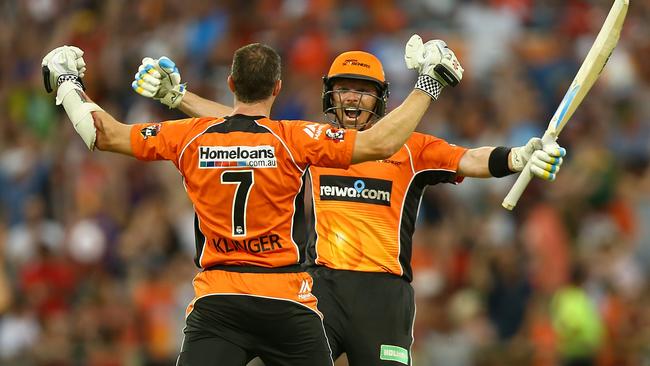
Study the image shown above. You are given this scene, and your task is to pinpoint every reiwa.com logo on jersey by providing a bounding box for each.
[319,175,392,206]
[198,145,277,168]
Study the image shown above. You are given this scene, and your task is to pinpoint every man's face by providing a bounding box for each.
[330,78,379,130]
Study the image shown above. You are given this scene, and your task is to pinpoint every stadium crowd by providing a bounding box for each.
[1,0,650,365]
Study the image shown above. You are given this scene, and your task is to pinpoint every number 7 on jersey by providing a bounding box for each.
[221,170,255,236]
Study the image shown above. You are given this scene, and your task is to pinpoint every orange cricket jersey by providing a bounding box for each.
[130,114,357,269]
[306,132,467,281]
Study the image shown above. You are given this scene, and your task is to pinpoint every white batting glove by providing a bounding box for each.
[132,56,186,109]
[405,35,464,86]
[510,138,566,181]
[42,45,86,93]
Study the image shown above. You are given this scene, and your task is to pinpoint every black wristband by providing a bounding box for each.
[488,146,515,177]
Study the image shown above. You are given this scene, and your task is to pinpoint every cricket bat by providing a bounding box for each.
[502,0,630,210]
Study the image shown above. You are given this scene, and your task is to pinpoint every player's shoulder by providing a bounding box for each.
[409,131,428,141]
[408,131,450,144]
[273,118,327,128]
[273,119,331,137]
[159,116,223,129]
[406,131,434,146]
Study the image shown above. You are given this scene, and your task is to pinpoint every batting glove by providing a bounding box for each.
[405,35,464,99]
[132,56,186,109]
[510,138,566,181]
[42,45,86,93]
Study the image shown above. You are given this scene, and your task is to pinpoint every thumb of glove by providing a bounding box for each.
[405,34,425,70]
[158,57,176,73]
[158,57,181,85]
[525,137,543,155]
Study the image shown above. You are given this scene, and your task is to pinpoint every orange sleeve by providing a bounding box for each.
[280,121,358,169]
[130,118,200,163]
[410,133,468,174]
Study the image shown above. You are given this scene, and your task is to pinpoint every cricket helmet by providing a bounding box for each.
[322,51,390,129]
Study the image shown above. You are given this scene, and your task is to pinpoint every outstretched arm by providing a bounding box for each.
[457,147,494,178]
[351,90,432,163]
[44,46,133,155]
[93,110,133,154]
[179,91,233,118]
[458,139,566,181]
[56,81,133,155]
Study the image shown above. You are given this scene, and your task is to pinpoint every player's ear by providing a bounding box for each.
[227,75,236,93]
[272,80,281,97]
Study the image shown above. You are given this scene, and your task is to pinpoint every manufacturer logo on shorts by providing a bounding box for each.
[380,345,408,365]
[319,175,392,206]
[198,145,277,168]
[298,279,312,300]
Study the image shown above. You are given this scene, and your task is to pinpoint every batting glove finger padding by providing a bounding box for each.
[513,139,566,181]
[530,142,566,181]
[42,45,86,93]
[132,56,186,109]
[530,164,557,181]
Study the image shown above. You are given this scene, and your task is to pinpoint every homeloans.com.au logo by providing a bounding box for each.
[198,145,277,168]
[319,175,392,206]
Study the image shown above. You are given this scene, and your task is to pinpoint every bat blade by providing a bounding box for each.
[547,0,629,136]
[502,0,629,211]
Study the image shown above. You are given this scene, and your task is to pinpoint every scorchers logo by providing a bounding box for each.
[325,128,345,142]
[319,175,392,206]
[140,124,161,139]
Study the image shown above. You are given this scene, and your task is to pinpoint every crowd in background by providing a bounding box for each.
[1,0,650,365]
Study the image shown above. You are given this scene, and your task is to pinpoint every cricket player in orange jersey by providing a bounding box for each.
[131,38,566,364]
[42,37,461,365]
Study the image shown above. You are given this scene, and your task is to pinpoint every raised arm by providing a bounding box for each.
[351,90,432,163]
[351,36,464,164]
[43,46,133,156]
[180,91,233,118]
[132,57,232,118]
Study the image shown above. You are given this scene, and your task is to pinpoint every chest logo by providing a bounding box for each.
[319,175,392,206]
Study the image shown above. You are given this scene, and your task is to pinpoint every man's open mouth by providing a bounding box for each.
[344,108,362,118]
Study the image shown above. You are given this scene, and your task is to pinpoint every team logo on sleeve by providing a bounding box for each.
[319,175,392,206]
[325,128,345,142]
[198,145,277,168]
[140,124,161,139]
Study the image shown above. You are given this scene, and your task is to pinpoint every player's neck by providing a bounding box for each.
[231,98,273,118]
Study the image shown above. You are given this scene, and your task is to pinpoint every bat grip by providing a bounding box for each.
[501,132,558,210]
[502,162,534,210]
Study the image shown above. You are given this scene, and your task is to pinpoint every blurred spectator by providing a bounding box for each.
[0,0,648,364]
[551,264,604,366]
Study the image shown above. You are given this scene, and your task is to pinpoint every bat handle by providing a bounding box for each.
[502,161,534,210]
[501,132,558,210]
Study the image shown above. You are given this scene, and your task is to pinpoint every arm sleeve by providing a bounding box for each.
[410,134,468,182]
[281,121,358,169]
[130,118,199,163]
